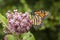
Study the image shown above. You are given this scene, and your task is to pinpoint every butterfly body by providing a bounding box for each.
[31,10,50,29]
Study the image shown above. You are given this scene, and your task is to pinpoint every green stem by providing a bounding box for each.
[13,33,21,40]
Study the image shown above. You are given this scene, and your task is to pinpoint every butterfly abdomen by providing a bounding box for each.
[32,15,42,25]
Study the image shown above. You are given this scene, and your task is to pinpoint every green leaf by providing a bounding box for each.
[21,31,35,40]
[0,14,8,26]
[5,34,17,40]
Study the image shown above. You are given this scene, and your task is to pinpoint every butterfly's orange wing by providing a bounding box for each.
[34,10,49,19]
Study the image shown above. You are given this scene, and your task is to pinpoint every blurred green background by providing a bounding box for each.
[0,0,60,40]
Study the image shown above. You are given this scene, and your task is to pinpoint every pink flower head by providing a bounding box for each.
[6,9,32,34]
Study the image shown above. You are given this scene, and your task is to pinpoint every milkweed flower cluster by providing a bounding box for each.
[6,10,32,34]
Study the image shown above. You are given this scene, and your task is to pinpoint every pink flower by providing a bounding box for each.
[5,9,33,34]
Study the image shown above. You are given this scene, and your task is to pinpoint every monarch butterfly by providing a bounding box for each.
[31,10,50,29]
